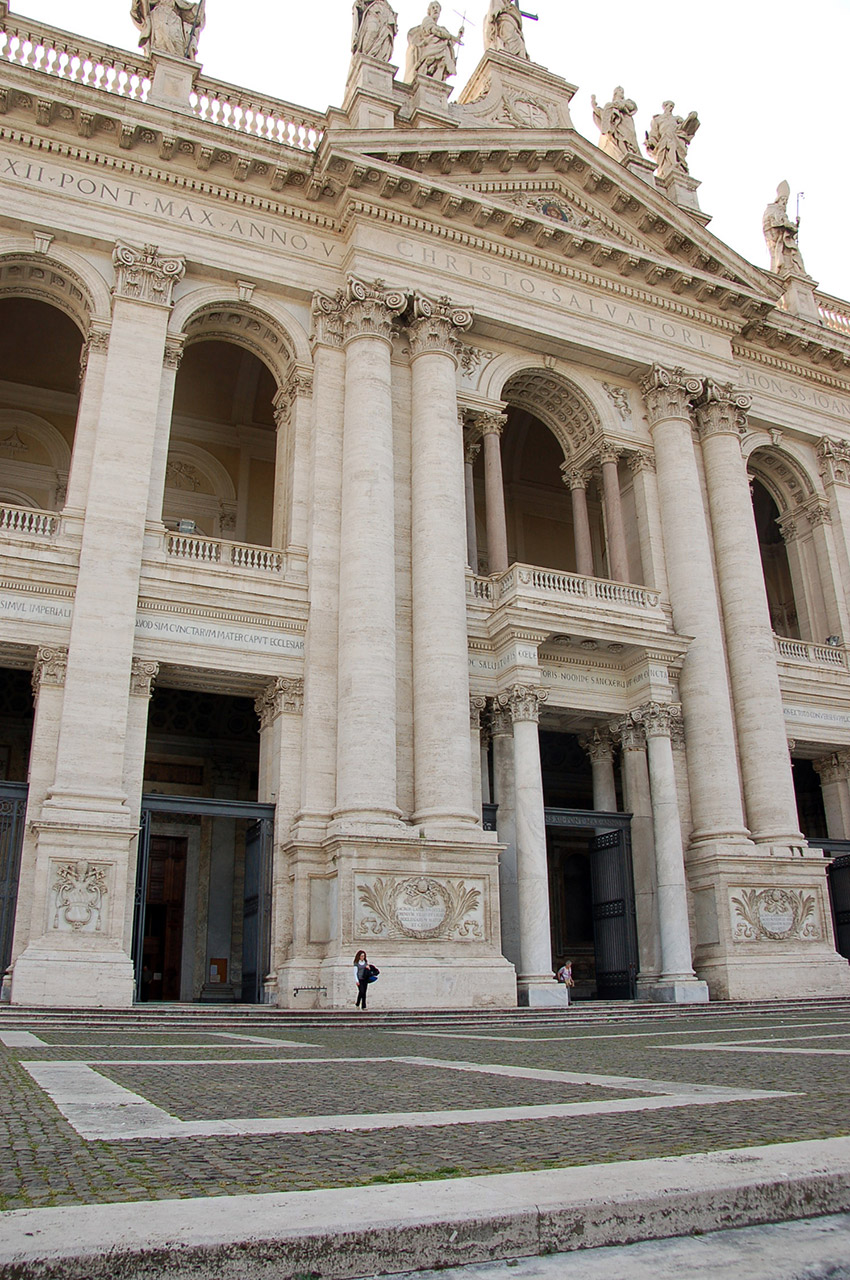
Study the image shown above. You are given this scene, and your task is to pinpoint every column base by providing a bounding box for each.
[11,946,135,1008]
[644,978,710,1005]
[517,976,565,1008]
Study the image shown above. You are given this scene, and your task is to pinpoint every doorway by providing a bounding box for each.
[139,835,187,1002]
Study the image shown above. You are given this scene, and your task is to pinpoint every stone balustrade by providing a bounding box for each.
[0,13,150,100]
[165,532,284,573]
[0,503,58,538]
[190,77,324,151]
[467,564,662,611]
[817,293,850,338]
[774,635,848,668]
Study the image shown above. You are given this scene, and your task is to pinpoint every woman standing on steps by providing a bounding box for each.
[354,950,370,1010]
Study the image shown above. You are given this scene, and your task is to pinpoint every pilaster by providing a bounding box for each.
[617,716,661,992]
[466,409,509,576]
[273,365,314,573]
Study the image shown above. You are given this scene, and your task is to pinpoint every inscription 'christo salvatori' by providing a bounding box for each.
[0,153,337,258]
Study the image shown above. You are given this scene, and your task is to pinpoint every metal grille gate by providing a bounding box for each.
[0,782,28,977]
[827,854,850,961]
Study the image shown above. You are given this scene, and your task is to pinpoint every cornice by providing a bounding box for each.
[136,597,308,632]
[732,344,850,395]
[738,313,850,378]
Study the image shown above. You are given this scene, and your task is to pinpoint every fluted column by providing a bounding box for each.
[469,411,509,575]
[562,465,594,577]
[580,727,617,812]
[463,433,481,571]
[498,684,561,1006]
[813,752,850,839]
[408,295,477,830]
[631,702,707,1001]
[641,366,748,845]
[618,716,661,988]
[491,702,520,970]
[599,443,630,582]
[334,278,407,827]
[694,380,803,846]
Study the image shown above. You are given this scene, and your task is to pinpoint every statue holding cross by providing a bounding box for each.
[484,0,533,59]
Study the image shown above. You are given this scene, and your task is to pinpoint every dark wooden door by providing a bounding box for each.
[828,855,850,961]
[142,836,187,1001]
[588,828,638,1000]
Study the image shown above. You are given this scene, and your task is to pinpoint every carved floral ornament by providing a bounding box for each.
[818,437,850,487]
[730,886,821,944]
[112,242,186,308]
[640,364,703,427]
[813,750,850,785]
[51,860,108,933]
[356,874,485,941]
[408,293,474,361]
[498,683,548,724]
[580,726,616,762]
[692,379,752,441]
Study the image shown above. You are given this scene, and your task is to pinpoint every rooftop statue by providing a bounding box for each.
[763,181,808,276]
[405,2,464,82]
[591,87,640,163]
[484,0,530,60]
[352,0,398,63]
[645,100,700,182]
[131,0,205,60]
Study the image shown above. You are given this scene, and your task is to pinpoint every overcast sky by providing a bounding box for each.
[11,0,850,305]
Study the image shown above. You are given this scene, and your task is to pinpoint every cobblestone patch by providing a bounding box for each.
[1,1007,849,1211]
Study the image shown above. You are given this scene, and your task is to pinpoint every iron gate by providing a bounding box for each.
[827,855,850,961]
[0,782,28,977]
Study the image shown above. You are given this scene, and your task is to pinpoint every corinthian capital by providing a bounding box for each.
[311,291,345,349]
[273,367,314,427]
[579,726,616,763]
[32,645,68,695]
[561,464,591,491]
[342,277,408,344]
[254,676,305,729]
[129,659,160,699]
[818,437,850,487]
[407,293,474,361]
[498,683,548,724]
[112,243,185,307]
[692,379,752,441]
[466,409,508,441]
[640,364,703,428]
[630,700,682,738]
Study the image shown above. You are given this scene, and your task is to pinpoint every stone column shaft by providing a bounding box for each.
[695,381,802,844]
[600,448,630,582]
[641,367,748,844]
[256,678,304,986]
[64,326,110,514]
[409,298,477,830]
[628,451,669,596]
[464,439,480,571]
[481,418,509,575]
[492,706,520,970]
[335,280,406,824]
[144,341,182,525]
[813,753,850,840]
[619,720,661,984]
[564,467,594,577]
[272,368,313,560]
[582,728,617,812]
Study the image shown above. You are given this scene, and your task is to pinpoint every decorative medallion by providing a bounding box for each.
[355,875,485,941]
[730,887,820,943]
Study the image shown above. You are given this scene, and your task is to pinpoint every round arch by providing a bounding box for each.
[745,444,817,514]
[500,367,604,461]
[0,237,112,334]
[0,410,73,473]
[170,289,312,383]
[164,443,237,503]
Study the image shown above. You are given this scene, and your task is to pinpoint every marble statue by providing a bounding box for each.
[763,181,808,276]
[405,2,464,82]
[484,0,529,59]
[591,87,640,162]
[131,0,205,59]
[645,100,700,182]
[352,0,398,63]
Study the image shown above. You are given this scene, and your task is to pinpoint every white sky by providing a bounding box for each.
[12,0,850,304]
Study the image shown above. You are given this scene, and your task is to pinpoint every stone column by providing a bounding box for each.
[562,466,594,577]
[470,696,487,825]
[817,438,850,623]
[334,278,407,828]
[296,296,345,839]
[408,295,478,831]
[145,337,184,525]
[599,443,630,582]
[463,434,481,571]
[580,727,617,813]
[470,411,509,576]
[64,324,111,515]
[631,702,708,1002]
[272,367,314,564]
[201,761,241,1001]
[802,499,850,642]
[498,684,560,1006]
[640,366,749,846]
[491,701,520,970]
[618,716,661,990]
[777,513,818,641]
[256,677,304,994]
[694,381,803,846]
[122,660,158,957]
[627,450,669,596]
[11,243,185,1008]
[813,752,850,839]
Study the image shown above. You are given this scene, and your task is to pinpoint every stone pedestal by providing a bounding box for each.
[343,54,399,130]
[655,170,709,224]
[778,271,821,324]
[408,74,455,128]
[149,52,200,111]
[457,50,576,131]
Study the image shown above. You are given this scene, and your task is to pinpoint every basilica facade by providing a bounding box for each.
[1,0,849,1009]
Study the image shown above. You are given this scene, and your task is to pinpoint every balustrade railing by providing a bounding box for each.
[190,77,324,151]
[774,635,848,667]
[817,293,850,338]
[467,565,661,611]
[165,532,283,573]
[0,503,58,537]
[0,13,150,100]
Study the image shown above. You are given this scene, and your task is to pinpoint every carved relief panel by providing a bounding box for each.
[355,874,487,942]
[729,886,822,944]
[49,859,110,934]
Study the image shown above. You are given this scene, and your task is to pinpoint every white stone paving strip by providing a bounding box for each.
[0,1031,47,1047]
[212,1031,321,1047]
[386,1018,850,1044]
[668,1044,850,1057]
[19,1057,794,1142]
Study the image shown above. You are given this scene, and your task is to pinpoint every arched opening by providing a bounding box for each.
[165,340,277,545]
[0,298,83,512]
[751,477,800,639]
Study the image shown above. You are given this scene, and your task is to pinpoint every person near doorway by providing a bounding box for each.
[354,949,371,1009]
[556,961,574,1006]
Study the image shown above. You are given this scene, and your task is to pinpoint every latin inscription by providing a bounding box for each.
[135,612,305,656]
[741,367,850,423]
[0,592,72,627]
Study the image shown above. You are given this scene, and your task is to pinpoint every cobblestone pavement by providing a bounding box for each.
[1,1005,850,1211]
